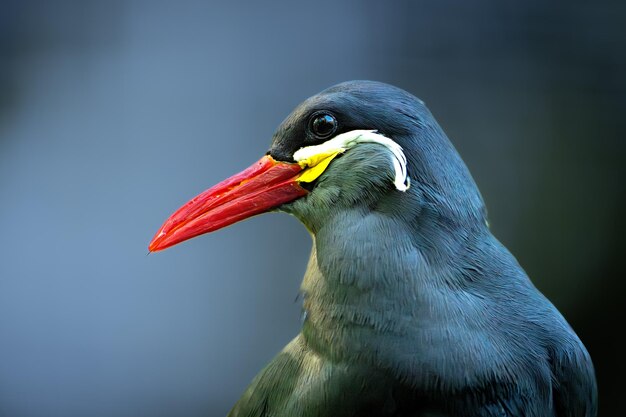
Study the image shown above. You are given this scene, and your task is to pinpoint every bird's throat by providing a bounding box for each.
[299,214,423,362]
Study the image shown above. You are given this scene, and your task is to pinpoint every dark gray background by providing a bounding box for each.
[1,1,624,416]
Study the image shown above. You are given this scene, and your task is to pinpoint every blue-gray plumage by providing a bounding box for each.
[150,80,597,416]
[229,81,597,417]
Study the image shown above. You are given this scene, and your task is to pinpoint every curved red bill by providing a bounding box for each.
[149,155,307,252]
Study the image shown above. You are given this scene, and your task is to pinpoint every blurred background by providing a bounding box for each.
[1,0,624,416]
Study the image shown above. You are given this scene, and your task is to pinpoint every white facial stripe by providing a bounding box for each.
[293,130,410,192]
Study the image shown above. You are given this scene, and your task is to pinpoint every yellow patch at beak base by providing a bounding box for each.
[296,150,343,183]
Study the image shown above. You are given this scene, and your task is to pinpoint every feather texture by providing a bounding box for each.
[229,81,597,417]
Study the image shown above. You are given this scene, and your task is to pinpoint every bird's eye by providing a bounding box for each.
[309,112,338,139]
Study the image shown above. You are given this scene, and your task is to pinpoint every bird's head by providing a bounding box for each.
[149,81,486,252]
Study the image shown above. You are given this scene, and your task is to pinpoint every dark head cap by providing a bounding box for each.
[271,80,487,229]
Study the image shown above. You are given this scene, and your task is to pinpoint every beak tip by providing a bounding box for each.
[148,231,166,252]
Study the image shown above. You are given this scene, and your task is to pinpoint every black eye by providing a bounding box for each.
[309,112,338,139]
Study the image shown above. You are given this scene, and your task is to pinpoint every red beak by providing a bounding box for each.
[149,155,307,252]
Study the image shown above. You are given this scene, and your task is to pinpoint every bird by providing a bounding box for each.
[149,81,597,417]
